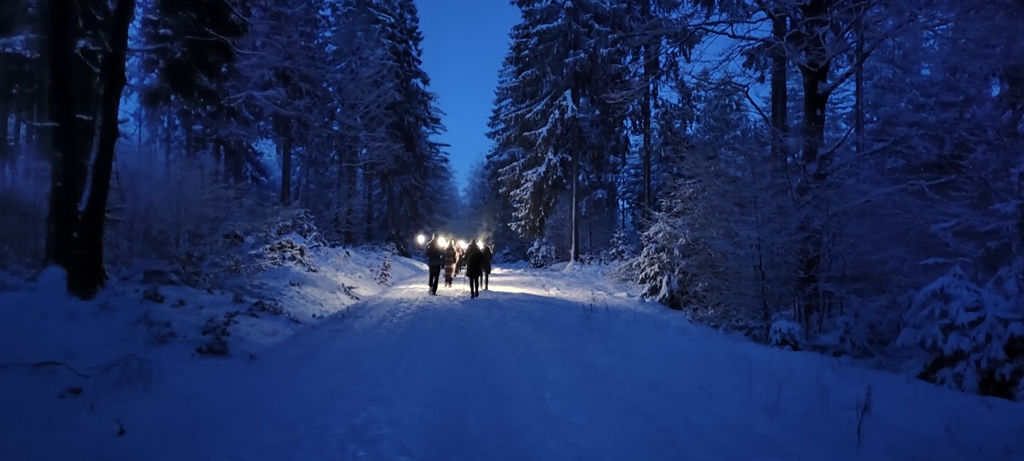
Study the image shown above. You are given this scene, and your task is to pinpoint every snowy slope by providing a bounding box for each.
[1,256,1022,461]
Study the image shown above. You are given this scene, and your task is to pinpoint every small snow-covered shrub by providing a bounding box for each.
[769,312,804,351]
[601,229,634,263]
[527,238,557,268]
[265,208,326,248]
[810,297,902,358]
[251,209,326,272]
[633,219,709,310]
[376,243,394,286]
[256,238,317,270]
[898,265,1024,399]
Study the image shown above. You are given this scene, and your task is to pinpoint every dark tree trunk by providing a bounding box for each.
[231,141,245,183]
[570,84,581,263]
[11,99,24,187]
[568,2,581,263]
[344,149,357,244]
[12,100,23,154]
[281,134,292,204]
[384,173,395,237]
[182,110,195,158]
[364,170,373,243]
[854,14,865,155]
[794,0,833,331]
[68,0,135,300]
[45,0,90,269]
[163,113,173,175]
[0,98,9,180]
[26,101,40,154]
[770,8,789,163]
[640,0,656,228]
[213,138,224,181]
[620,145,627,232]
[339,146,352,241]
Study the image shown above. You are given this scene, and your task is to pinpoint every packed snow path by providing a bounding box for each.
[3,266,1024,460]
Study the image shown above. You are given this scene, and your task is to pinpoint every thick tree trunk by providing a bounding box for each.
[281,134,292,204]
[69,0,135,300]
[45,0,90,269]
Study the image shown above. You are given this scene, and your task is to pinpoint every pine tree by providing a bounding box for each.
[488,0,624,261]
[140,0,248,163]
[235,0,331,202]
[379,0,452,241]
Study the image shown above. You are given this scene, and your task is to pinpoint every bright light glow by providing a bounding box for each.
[416,234,426,245]
[458,240,468,249]
[438,236,448,247]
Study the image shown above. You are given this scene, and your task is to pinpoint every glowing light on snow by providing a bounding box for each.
[416,234,426,245]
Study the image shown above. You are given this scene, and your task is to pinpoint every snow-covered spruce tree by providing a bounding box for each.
[635,199,698,310]
[354,0,452,245]
[462,159,499,242]
[527,238,558,268]
[487,0,626,262]
[140,0,249,162]
[617,0,691,231]
[376,243,395,287]
[231,0,331,205]
[898,265,1024,399]
[603,228,634,263]
[317,0,394,245]
[878,0,1024,399]
[635,76,789,338]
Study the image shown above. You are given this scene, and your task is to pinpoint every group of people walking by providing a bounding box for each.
[424,233,493,298]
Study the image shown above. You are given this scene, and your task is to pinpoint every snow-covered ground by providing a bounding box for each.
[1,253,1022,461]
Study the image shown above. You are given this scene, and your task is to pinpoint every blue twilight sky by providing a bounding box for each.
[415,0,520,192]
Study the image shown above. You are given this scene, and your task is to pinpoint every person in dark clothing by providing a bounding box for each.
[424,234,444,295]
[464,240,484,298]
[481,244,493,290]
[443,241,458,287]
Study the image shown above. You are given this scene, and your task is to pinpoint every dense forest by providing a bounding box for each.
[1,0,1022,399]
[1,0,455,292]
[476,0,1024,399]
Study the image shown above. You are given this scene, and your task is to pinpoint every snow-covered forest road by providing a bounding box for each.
[2,265,1023,461]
